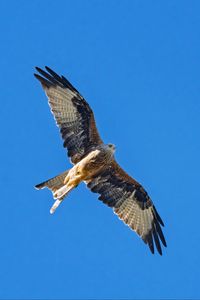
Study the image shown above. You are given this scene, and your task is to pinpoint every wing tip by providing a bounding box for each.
[153,205,165,227]
[45,65,53,73]
[34,73,52,89]
[34,66,59,89]
[144,221,167,255]
[34,66,75,92]
[144,232,155,255]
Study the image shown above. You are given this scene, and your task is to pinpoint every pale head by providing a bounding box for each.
[107,143,116,153]
[100,143,116,153]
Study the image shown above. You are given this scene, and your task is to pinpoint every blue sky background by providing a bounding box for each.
[0,0,200,299]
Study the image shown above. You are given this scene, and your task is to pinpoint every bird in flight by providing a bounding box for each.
[34,66,167,255]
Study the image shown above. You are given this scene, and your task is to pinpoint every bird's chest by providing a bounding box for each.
[76,149,109,177]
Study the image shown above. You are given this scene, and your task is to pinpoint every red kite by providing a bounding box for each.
[35,66,167,255]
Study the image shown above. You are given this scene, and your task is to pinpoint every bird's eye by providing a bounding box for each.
[109,144,112,148]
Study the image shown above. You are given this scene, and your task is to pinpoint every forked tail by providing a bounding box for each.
[35,170,75,214]
[35,170,70,192]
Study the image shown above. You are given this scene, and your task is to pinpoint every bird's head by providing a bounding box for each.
[107,143,116,153]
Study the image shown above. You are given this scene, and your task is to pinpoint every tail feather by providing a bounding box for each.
[35,169,75,214]
[53,184,73,199]
[35,169,79,214]
[35,170,69,193]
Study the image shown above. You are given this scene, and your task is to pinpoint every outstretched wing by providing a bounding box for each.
[86,160,167,255]
[34,66,103,164]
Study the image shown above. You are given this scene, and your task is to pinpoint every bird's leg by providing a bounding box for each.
[63,173,70,185]
[51,165,83,214]
[50,183,73,214]
[50,199,63,214]
[63,173,82,186]
[50,177,80,213]
[63,164,82,185]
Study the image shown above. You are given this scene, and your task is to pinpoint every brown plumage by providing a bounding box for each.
[34,66,167,255]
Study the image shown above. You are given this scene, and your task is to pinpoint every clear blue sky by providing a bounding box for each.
[0,0,200,299]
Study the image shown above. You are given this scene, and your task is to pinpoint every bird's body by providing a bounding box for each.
[52,144,115,212]
[34,66,167,255]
